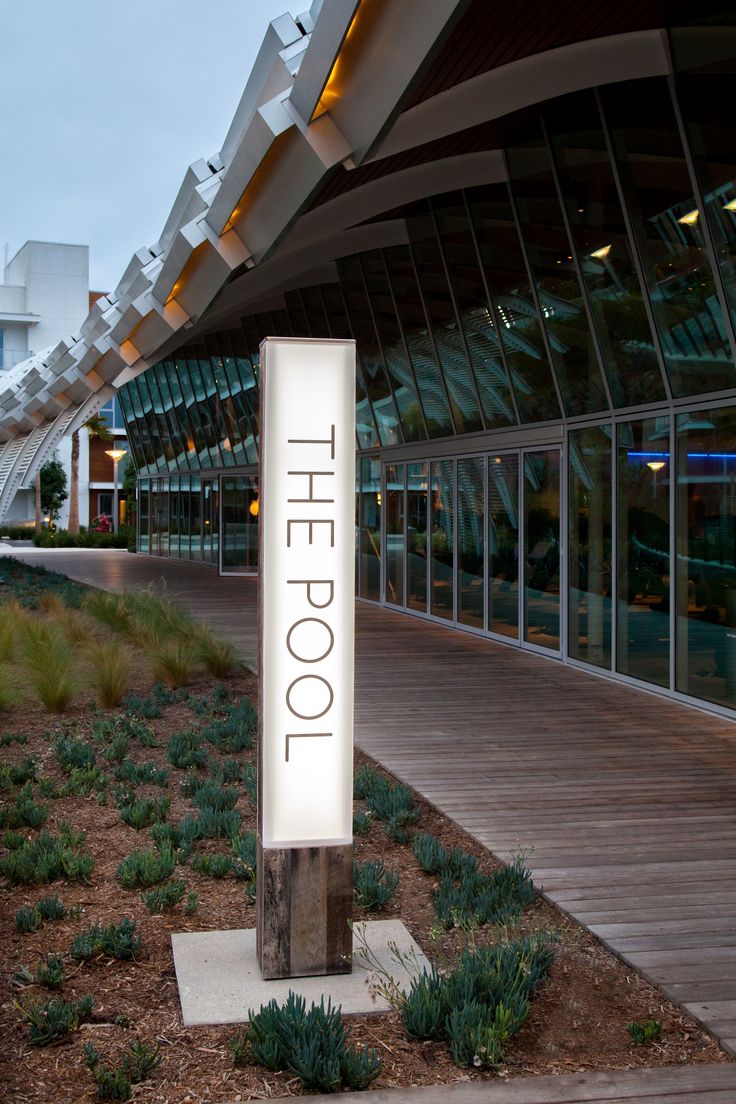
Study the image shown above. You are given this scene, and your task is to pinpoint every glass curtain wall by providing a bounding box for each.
[568,426,612,668]
[221,476,259,573]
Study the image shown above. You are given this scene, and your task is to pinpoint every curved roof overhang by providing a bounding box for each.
[0,0,690,519]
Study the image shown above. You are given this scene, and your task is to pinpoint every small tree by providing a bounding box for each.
[39,456,68,528]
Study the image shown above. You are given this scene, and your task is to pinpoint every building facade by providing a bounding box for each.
[1,2,735,716]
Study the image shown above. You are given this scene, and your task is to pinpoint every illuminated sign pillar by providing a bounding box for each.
[257,337,356,980]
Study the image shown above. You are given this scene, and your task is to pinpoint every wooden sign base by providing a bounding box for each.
[257,840,353,980]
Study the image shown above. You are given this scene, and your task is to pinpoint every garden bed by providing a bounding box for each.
[0,558,730,1102]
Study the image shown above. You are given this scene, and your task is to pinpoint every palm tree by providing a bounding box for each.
[67,413,113,534]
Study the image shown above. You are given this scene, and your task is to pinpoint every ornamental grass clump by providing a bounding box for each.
[147,639,195,690]
[0,663,19,710]
[55,736,96,773]
[199,698,256,752]
[230,992,382,1093]
[401,936,554,1070]
[114,758,168,788]
[85,591,131,634]
[353,860,399,910]
[180,807,241,840]
[193,626,239,677]
[87,639,134,708]
[193,780,238,812]
[0,612,17,661]
[23,627,79,713]
[118,846,176,889]
[23,994,94,1046]
[0,755,37,790]
[34,952,66,990]
[71,917,141,961]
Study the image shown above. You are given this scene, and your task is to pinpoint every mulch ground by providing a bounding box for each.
[0,592,731,1102]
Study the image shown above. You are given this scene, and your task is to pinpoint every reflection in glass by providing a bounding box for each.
[407,462,429,612]
[676,407,736,708]
[568,426,612,668]
[488,455,519,639]
[221,477,259,573]
[138,481,149,554]
[546,93,665,408]
[430,460,455,620]
[602,77,735,397]
[467,185,561,424]
[458,457,485,628]
[359,457,382,600]
[189,477,202,561]
[432,196,516,429]
[408,206,484,434]
[508,133,608,417]
[616,417,670,687]
[524,450,560,649]
[385,464,405,606]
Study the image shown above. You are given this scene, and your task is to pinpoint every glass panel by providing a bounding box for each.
[189,477,202,561]
[467,184,561,424]
[301,285,332,339]
[433,195,516,429]
[407,461,429,612]
[169,477,181,558]
[152,481,169,557]
[673,31,736,342]
[221,476,259,573]
[385,463,405,606]
[408,205,484,434]
[202,479,215,564]
[138,483,149,554]
[361,252,426,441]
[616,416,671,688]
[488,454,520,640]
[602,77,735,398]
[430,459,455,620]
[546,93,665,408]
[676,406,736,708]
[383,246,454,437]
[339,256,402,446]
[568,425,612,668]
[524,450,560,649]
[359,457,381,600]
[457,456,485,628]
[508,132,608,416]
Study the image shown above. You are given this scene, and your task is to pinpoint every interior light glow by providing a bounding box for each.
[646,460,666,472]
[590,244,612,259]
[678,209,699,225]
[724,198,736,212]
[249,498,259,517]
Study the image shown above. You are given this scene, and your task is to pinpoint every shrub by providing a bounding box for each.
[0,731,27,746]
[231,831,257,881]
[35,952,66,990]
[353,861,399,910]
[60,765,109,798]
[190,853,232,878]
[209,755,240,784]
[401,936,554,1069]
[168,731,207,771]
[150,821,194,860]
[0,829,93,885]
[23,629,78,712]
[628,1019,662,1044]
[0,782,48,830]
[199,698,256,752]
[87,640,133,708]
[148,639,195,689]
[230,992,381,1093]
[114,759,168,788]
[15,905,43,933]
[142,879,186,913]
[71,918,141,961]
[55,736,96,773]
[22,994,94,1045]
[103,735,130,764]
[193,781,238,812]
[118,796,170,830]
[118,846,176,889]
[413,832,449,874]
[432,853,536,930]
[184,891,199,916]
[85,1039,161,1101]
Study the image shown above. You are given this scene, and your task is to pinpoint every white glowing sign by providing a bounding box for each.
[260,337,356,848]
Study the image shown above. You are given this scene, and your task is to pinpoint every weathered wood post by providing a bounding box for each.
[257,337,356,979]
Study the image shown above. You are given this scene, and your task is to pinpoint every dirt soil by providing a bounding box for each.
[0,597,731,1103]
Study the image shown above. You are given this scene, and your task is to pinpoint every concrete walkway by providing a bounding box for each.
[8,549,736,1072]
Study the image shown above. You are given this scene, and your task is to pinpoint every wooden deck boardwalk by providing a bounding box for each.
[10,549,736,1066]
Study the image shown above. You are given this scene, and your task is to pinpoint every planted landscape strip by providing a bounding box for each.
[0,558,730,1103]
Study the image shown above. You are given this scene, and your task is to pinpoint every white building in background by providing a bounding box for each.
[0,241,120,526]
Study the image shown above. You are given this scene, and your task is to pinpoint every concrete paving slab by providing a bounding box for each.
[171,919,429,1026]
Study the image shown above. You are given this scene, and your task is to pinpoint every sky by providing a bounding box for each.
[1,0,301,293]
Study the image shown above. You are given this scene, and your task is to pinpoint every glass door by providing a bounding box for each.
[523,449,561,652]
[385,464,405,607]
[220,475,259,575]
